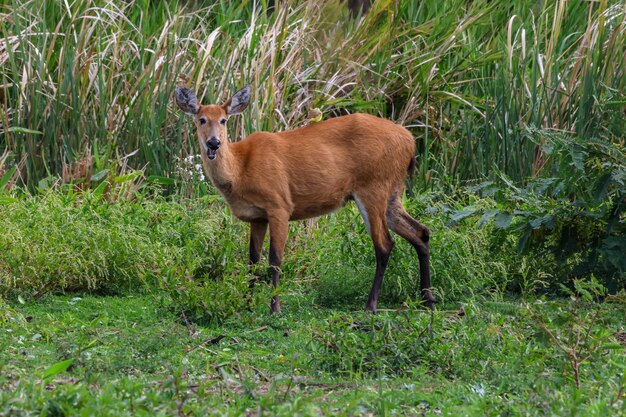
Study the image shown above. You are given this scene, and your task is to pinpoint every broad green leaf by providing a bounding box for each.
[466,181,494,194]
[37,177,55,190]
[0,166,16,190]
[7,126,43,135]
[91,181,108,198]
[0,196,18,204]
[530,215,554,230]
[593,173,612,203]
[148,175,176,185]
[114,171,143,183]
[479,209,499,227]
[91,169,110,182]
[448,209,477,225]
[494,212,513,229]
[43,359,74,380]
[570,149,585,171]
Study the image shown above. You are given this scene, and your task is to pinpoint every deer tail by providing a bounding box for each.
[407,156,417,178]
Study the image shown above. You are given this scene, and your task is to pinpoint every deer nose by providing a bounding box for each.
[206,137,221,150]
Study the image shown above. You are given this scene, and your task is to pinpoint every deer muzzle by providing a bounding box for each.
[206,137,221,160]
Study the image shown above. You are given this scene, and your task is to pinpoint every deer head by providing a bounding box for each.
[175,86,250,160]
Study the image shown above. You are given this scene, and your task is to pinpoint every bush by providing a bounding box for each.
[453,130,626,294]
[0,186,228,295]
[0,185,281,323]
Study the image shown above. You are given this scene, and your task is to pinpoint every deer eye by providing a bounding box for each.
[199,118,207,125]
[220,118,227,125]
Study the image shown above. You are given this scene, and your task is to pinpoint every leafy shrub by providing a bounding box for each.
[155,211,273,324]
[456,130,626,293]
[527,278,624,389]
[160,264,256,325]
[0,186,230,295]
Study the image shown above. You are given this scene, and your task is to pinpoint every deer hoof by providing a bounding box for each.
[270,298,282,314]
[423,291,436,310]
[365,303,377,313]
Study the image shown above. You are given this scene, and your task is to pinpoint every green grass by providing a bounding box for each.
[0,187,233,295]
[1,293,625,416]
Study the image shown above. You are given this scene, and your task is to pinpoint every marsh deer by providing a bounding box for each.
[175,85,435,313]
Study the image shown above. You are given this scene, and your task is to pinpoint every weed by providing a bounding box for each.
[528,278,625,389]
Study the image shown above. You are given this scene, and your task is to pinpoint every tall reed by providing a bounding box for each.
[0,0,623,192]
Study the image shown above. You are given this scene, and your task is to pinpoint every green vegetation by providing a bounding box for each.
[1,0,623,188]
[1,188,624,415]
[1,0,625,415]
[2,292,625,416]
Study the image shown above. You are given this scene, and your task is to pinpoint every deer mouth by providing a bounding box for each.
[205,140,220,160]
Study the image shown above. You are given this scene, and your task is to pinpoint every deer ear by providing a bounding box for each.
[225,86,250,115]
[175,87,200,115]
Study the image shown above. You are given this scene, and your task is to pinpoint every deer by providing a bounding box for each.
[175,85,435,314]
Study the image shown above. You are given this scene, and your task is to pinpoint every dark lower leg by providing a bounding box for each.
[268,215,288,314]
[388,206,436,309]
[411,223,435,308]
[248,221,268,291]
[415,241,435,309]
[365,240,393,312]
[269,243,282,313]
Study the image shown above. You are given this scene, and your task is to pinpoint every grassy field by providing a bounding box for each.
[2,293,625,416]
[1,0,625,415]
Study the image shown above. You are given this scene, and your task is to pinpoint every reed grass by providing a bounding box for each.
[0,0,624,192]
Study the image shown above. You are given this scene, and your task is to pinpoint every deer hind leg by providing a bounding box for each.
[354,193,394,312]
[386,196,436,309]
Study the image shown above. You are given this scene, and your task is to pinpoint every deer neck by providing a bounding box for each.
[202,141,240,196]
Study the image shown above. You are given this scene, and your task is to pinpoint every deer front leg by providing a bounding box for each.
[268,213,289,314]
[248,220,268,291]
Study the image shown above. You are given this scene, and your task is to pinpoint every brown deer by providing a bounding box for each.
[175,86,435,313]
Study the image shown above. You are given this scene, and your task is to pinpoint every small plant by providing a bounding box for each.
[528,278,624,389]
[0,295,25,326]
[161,265,260,326]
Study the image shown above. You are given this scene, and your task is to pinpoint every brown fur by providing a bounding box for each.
[197,111,413,222]
[178,87,434,313]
